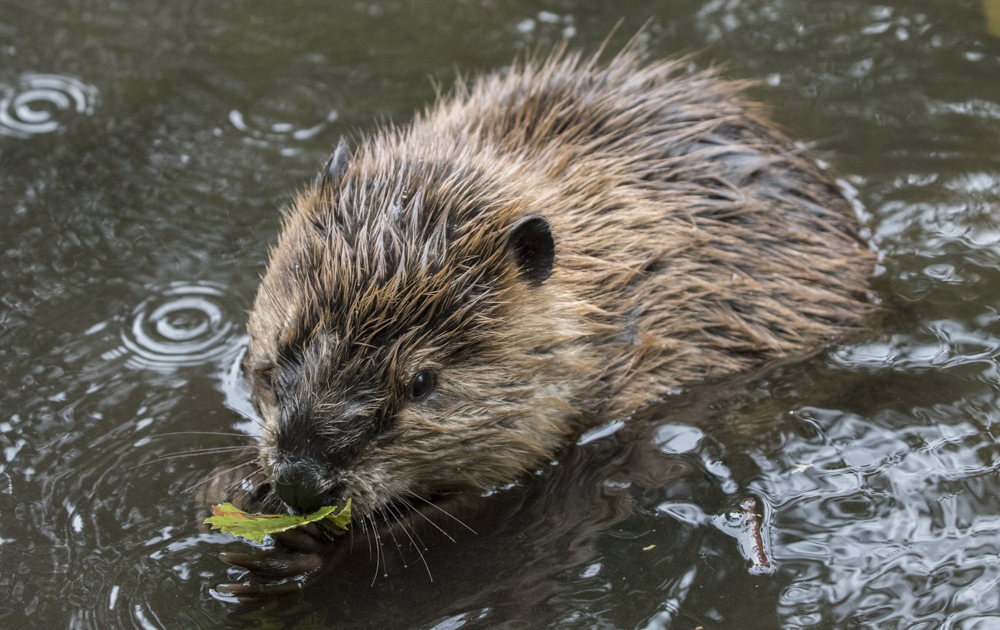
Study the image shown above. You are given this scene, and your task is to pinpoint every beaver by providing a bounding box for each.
[219,40,873,590]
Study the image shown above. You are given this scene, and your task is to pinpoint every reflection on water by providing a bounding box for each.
[102,282,240,372]
[0,73,97,138]
[217,346,262,437]
[229,108,339,155]
[1,0,1000,628]
[515,10,578,39]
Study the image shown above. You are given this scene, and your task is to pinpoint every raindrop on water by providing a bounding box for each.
[104,282,240,373]
[0,73,97,138]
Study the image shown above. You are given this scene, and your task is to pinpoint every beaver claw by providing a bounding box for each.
[215,522,350,599]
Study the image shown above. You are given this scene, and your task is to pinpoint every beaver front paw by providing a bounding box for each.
[215,521,351,599]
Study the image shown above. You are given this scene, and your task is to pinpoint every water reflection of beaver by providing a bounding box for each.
[205,42,873,595]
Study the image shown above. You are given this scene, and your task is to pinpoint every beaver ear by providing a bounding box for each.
[314,138,350,190]
[507,216,554,285]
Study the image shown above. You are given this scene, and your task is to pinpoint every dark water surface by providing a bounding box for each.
[2,0,1000,628]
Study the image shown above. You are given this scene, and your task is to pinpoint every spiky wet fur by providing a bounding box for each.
[243,43,874,518]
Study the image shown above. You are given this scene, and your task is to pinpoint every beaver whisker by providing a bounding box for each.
[365,514,378,584]
[367,513,387,586]
[406,492,477,534]
[132,446,253,469]
[360,516,372,561]
[389,490,456,543]
[148,431,252,439]
[395,503,430,553]
[181,460,261,495]
[150,446,252,458]
[385,492,430,550]
[378,505,407,569]
[383,500,433,582]
[348,516,355,554]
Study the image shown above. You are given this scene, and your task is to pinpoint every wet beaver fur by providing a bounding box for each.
[219,41,873,589]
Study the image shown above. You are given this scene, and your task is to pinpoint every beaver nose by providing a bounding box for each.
[273,461,328,514]
[274,480,347,515]
[275,478,325,515]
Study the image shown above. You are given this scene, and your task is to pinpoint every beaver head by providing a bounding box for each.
[243,140,587,516]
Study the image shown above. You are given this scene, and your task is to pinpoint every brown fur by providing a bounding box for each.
[241,43,874,519]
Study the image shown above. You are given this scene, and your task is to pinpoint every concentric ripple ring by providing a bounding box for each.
[0,73,98,138]
[116,282,238,372]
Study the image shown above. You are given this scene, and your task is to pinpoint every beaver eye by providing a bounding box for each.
[409,369,436,401]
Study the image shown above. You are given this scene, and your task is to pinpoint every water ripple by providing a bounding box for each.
[0,73,97,138]
[228,107,337,155]
[102,282,239,372]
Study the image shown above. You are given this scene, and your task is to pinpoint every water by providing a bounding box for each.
[1,0,999,627]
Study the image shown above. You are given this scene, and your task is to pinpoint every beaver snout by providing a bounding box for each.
[272,457,343,514]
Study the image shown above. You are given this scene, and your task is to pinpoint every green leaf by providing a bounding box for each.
[205,499,351,544]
